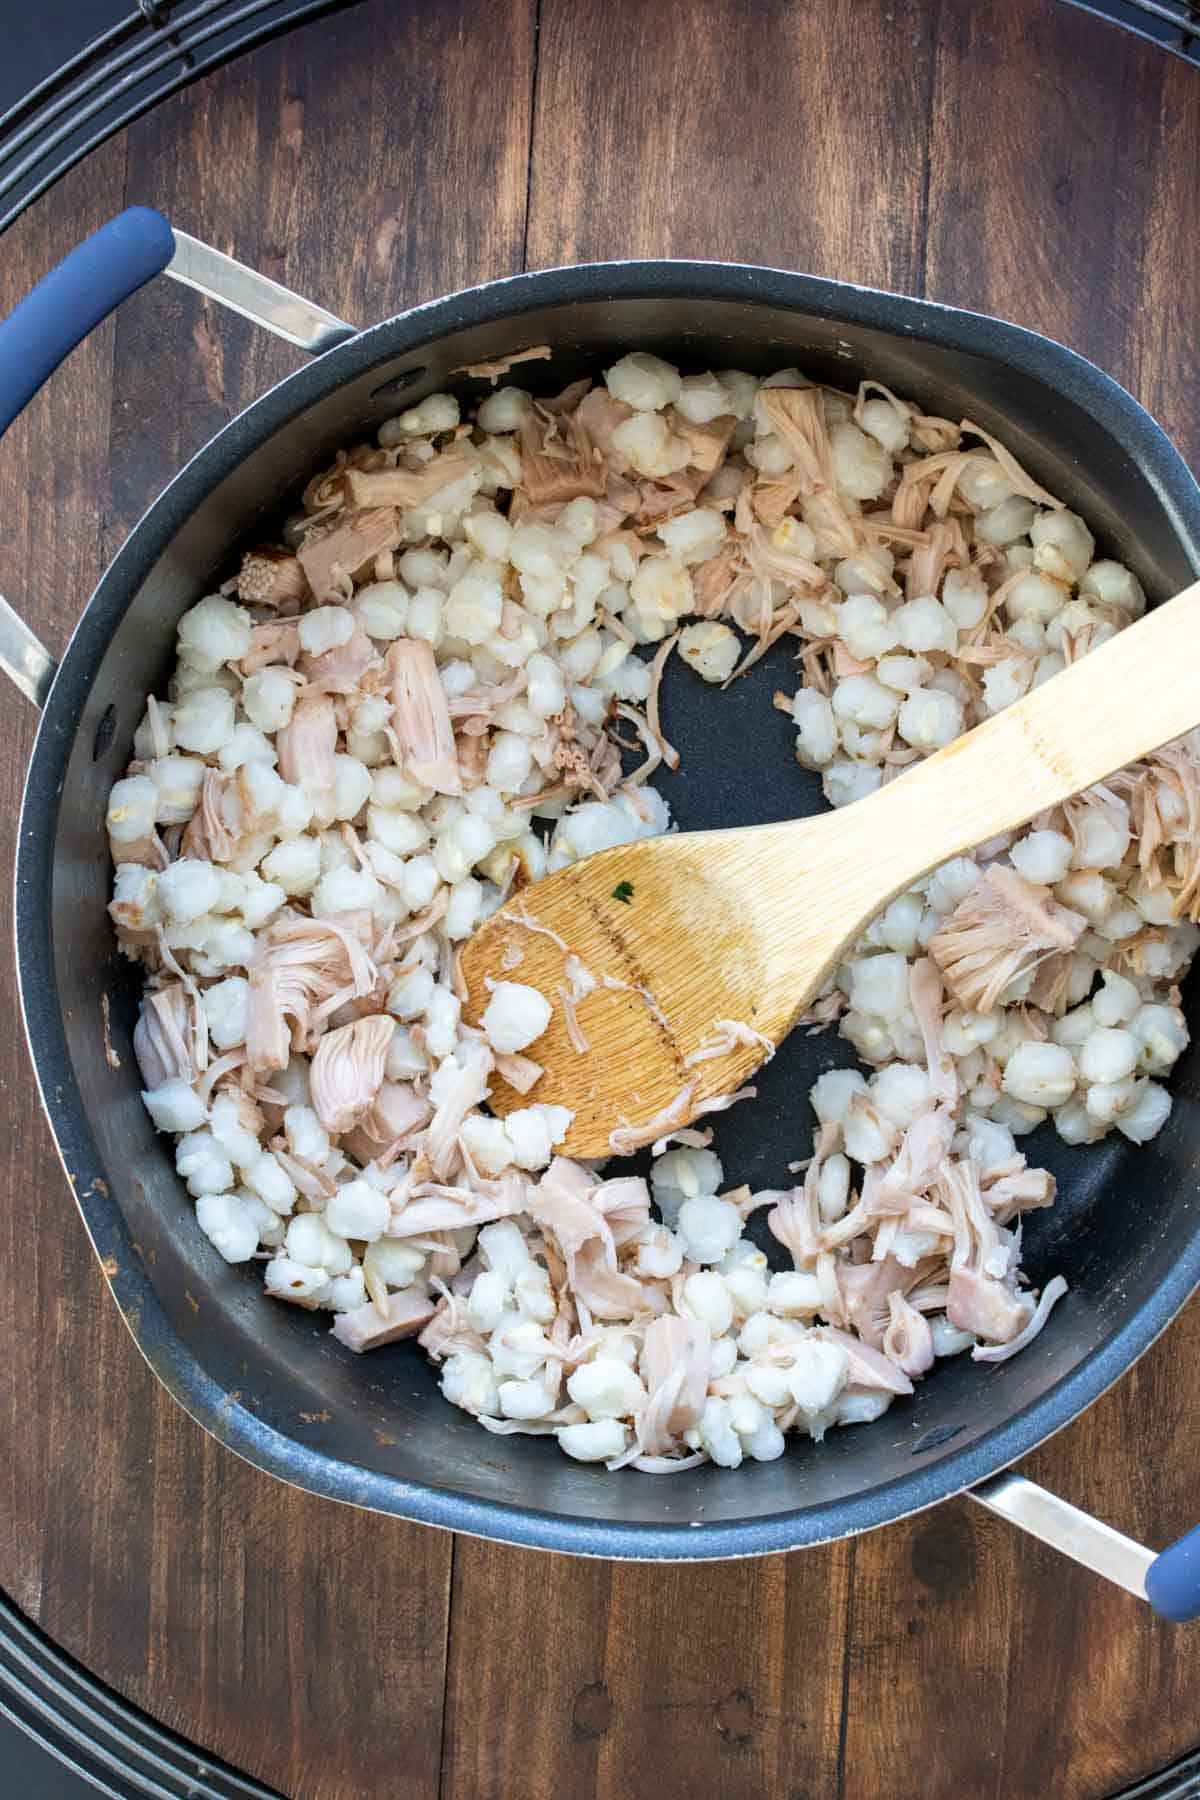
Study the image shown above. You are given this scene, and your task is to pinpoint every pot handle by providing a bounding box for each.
[0,206,355,708]
[970,1473,1200,1621]
[0,208,175,440]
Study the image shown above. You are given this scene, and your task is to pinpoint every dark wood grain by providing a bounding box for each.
[1,1,1199,1797]
[0,142,129,1629]
[441,1544,850,1800]
[525,0,936,289]
[107,0,536,547]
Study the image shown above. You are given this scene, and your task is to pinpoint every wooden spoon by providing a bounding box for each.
[461,577,1200,1157]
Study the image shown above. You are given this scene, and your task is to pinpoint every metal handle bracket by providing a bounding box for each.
[0,594,55,709]
[969,1473,1155,1600]
[970,1472,1200,1620]
[164,231,356,355]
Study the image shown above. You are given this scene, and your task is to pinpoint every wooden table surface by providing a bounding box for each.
[2,3,1199,1796]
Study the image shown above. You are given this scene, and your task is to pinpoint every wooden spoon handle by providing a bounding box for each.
[831,575,1200,898]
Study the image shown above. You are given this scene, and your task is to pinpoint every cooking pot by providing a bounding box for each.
[3,208,1199,1616]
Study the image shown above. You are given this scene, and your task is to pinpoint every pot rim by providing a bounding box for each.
[16,258,1200,1557]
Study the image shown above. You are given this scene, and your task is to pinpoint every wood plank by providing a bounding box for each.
[924,0,1200,457]
[0,141,128,1630]
[108,0,536,546]
[0,144,126,654]
[525,0,936,290]
[440,1540,850,1800]
[0,1,533,1795]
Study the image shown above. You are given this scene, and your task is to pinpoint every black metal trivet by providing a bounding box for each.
[0,1588,278,1798]
[1063,0,1200,60]
[1,0,362,235]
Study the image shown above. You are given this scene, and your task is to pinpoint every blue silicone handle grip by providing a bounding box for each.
[0,206,175,439]
[1146,1523,1200,1623]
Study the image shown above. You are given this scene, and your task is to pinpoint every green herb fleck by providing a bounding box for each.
[611,879,635,905]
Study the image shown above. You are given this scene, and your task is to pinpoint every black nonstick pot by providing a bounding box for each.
[3,211,1199,1612]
